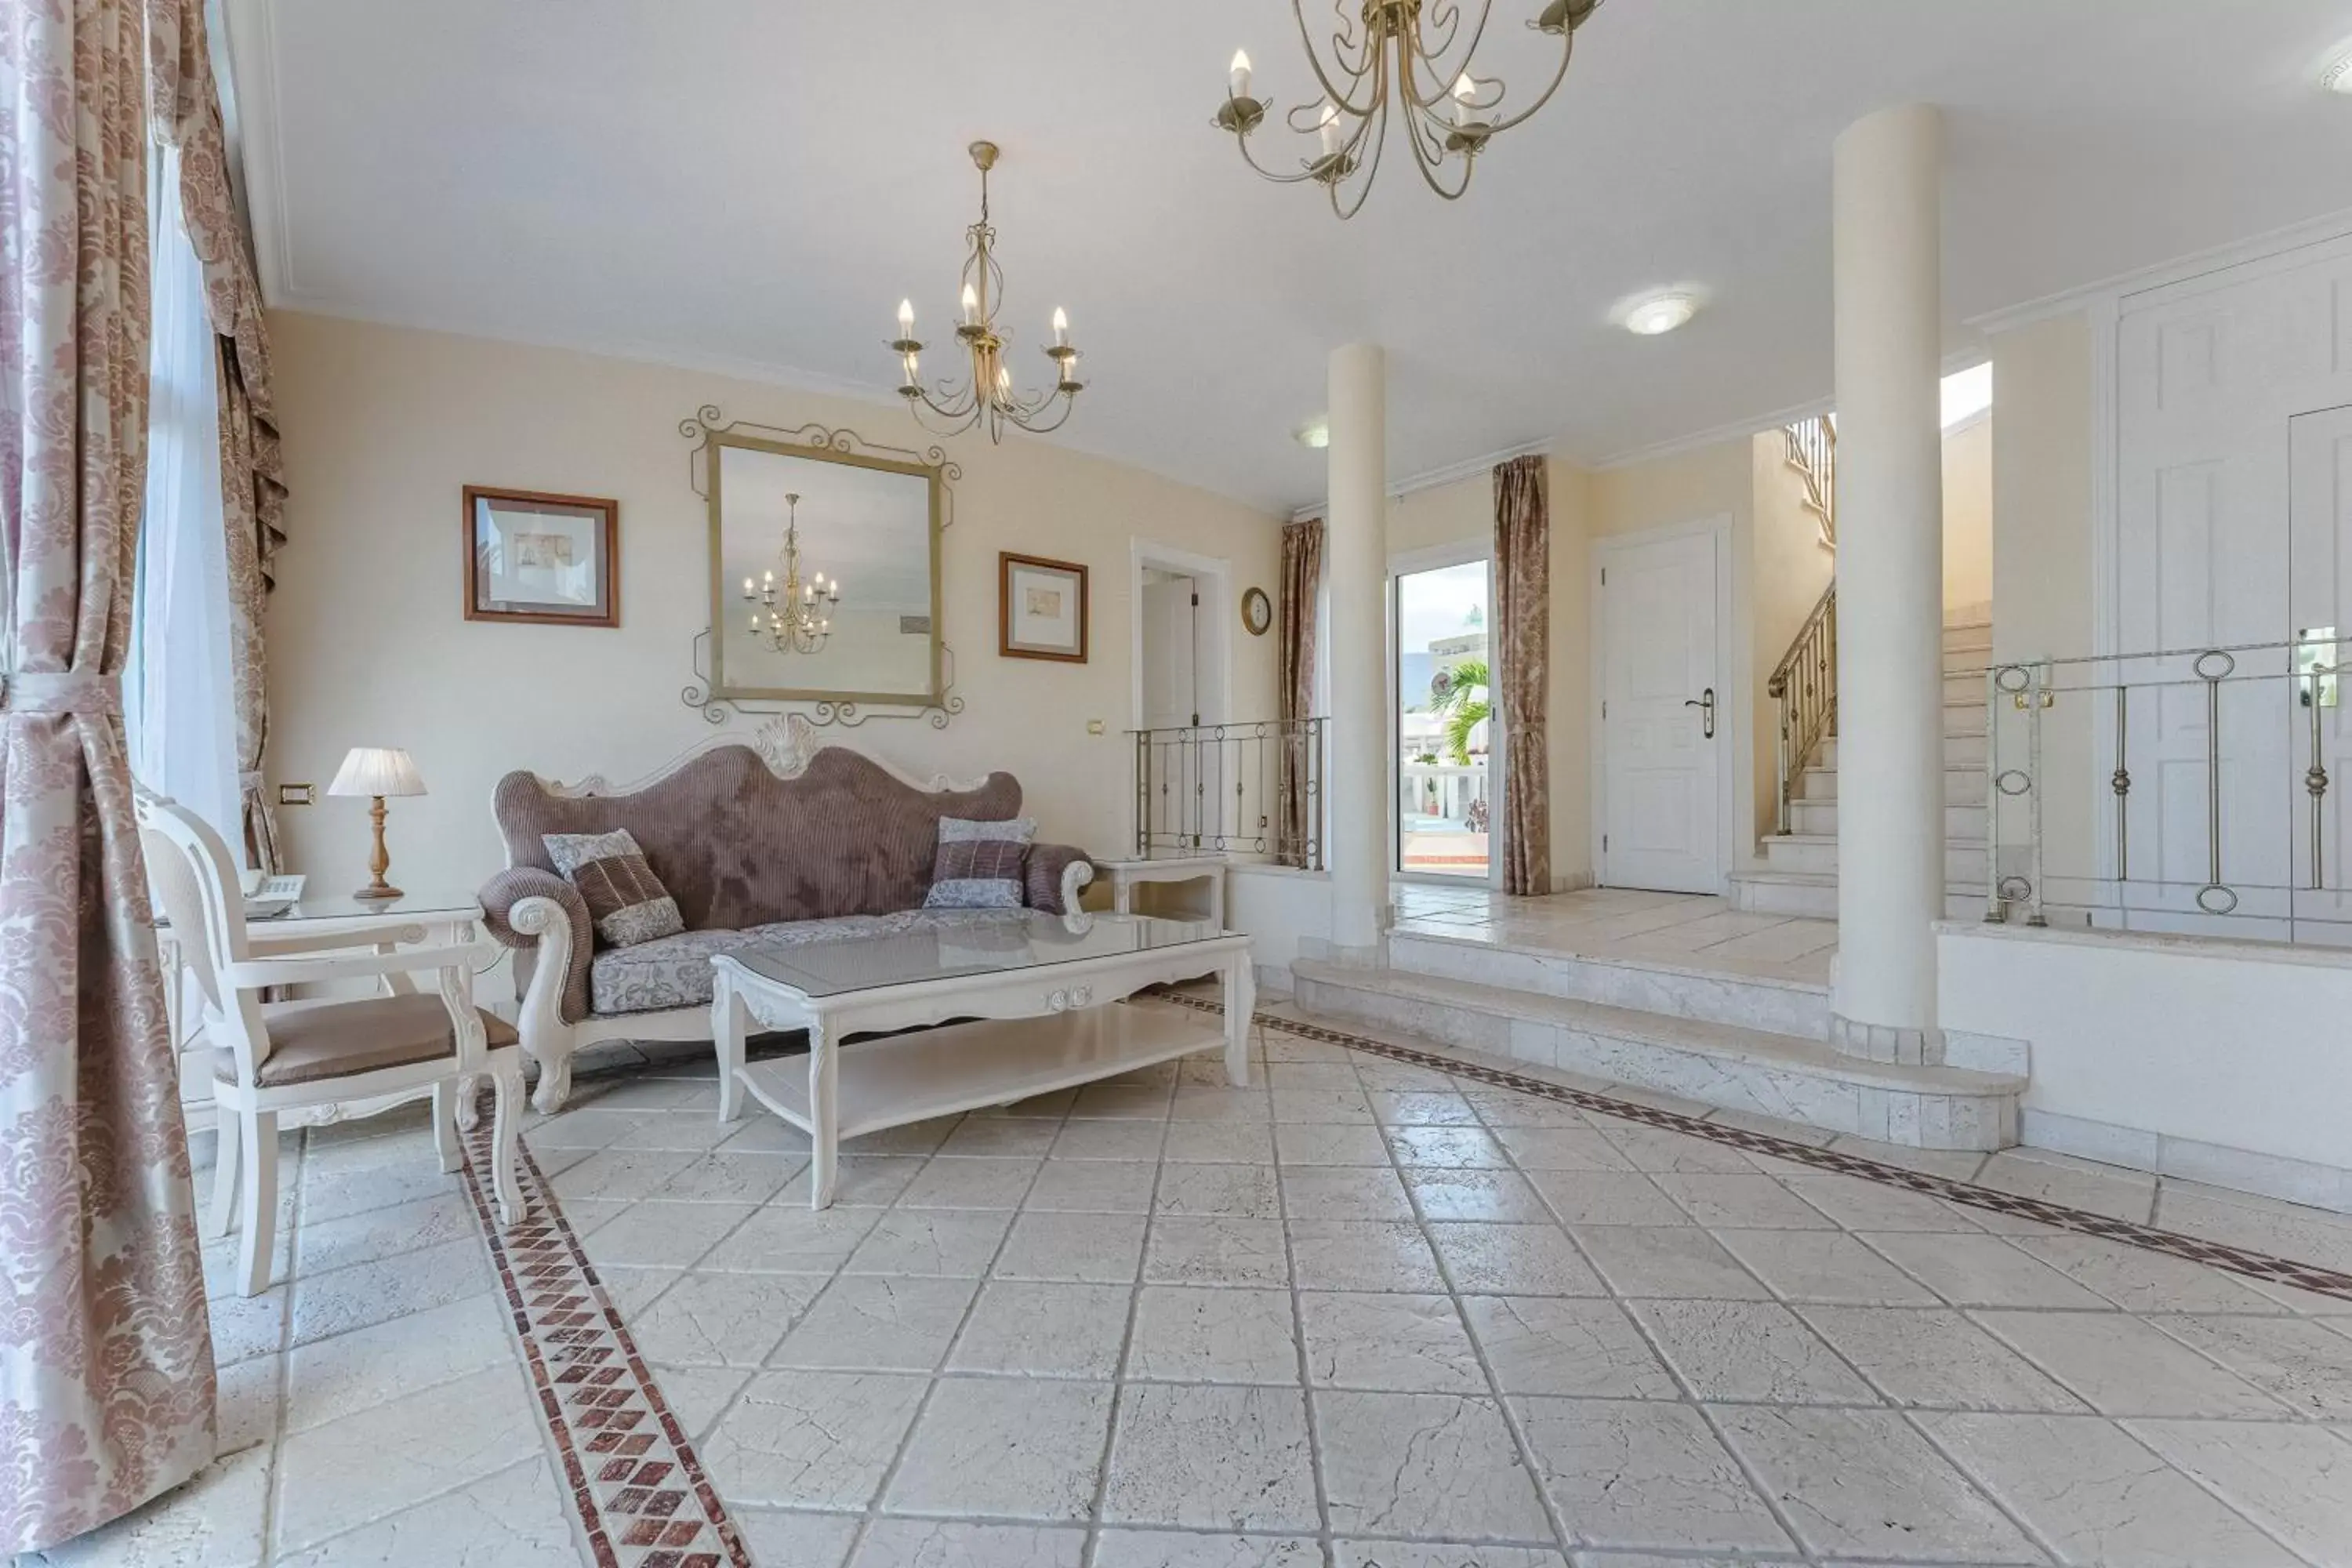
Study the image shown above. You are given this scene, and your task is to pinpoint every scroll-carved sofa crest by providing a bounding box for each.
[477,720,1094,1111]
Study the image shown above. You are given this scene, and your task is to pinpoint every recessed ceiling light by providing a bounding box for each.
[1623,292,1698,336]
[1294,416,1330,449]
[2326,51,2352,93]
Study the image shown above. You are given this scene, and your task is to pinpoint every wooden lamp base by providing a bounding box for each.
[354,794,404,902]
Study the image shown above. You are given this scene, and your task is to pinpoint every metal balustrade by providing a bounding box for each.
[1131,717,1327,870]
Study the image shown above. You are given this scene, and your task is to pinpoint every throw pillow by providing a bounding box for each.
[924,816,1036,909]
[543,828,685,947]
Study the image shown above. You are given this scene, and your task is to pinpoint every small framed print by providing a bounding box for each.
[999,552,1088,662]
[463,485,619,628]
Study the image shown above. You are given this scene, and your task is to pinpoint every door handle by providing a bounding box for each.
[1683,688,1716,739]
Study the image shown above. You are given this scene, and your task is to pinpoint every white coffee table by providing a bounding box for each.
[710,912,1255,1208]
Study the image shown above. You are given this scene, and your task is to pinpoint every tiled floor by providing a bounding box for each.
[1392,883,1842,987]
[28,1004,2352,1568]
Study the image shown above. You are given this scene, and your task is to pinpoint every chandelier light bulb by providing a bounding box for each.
[1229,49,1253,99]
[897,298,914,332]
[960,282,978,325]
[1052,307,1069,347]
[1317,101,1341,156]
[1452,74,1476,126]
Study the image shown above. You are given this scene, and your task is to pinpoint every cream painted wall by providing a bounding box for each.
[264,312,1283,906]
[1943,414,1994,615]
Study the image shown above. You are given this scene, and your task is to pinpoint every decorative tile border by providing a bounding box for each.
[452,1110,750,1568]
[1166,993,2352,1303]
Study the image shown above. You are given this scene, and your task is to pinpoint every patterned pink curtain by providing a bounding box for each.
[2,1,217,1552]
[1276,517,1325,868]
[149,0,287,873]
[1493,456,1551,895]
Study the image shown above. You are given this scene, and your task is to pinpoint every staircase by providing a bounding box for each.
[1730,615,1993,920]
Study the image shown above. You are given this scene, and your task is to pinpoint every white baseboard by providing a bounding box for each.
[2023,1108,2352,1215]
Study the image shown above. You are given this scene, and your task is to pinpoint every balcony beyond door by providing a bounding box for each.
[1394,557,1494,882]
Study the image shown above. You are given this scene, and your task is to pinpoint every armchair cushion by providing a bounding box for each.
[216,993,517,1088]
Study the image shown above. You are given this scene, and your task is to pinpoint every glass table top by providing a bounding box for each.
[727,912,1229,998]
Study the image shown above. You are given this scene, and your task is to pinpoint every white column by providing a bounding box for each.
[1326,343,1389,952]
[1830,103,1947,1064]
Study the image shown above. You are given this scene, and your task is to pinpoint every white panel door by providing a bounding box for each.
[1140,575,1197,731]
[2114,243,2352,935]
[1600,530,1721,892]
[2291,405,2352,941]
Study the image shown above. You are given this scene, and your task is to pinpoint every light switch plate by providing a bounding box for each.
[1087,719,1105,735]
[277,782,315,806]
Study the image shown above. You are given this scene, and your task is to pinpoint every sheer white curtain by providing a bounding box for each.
[129,145,241,855]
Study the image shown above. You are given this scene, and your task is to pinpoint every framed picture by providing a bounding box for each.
[999,552,1088,662]
[463,485,619,627]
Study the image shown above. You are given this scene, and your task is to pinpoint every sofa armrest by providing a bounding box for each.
[1026,844,1094,916]
[479,867,593,1025]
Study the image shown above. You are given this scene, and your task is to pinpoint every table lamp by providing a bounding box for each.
[328,746,426,900]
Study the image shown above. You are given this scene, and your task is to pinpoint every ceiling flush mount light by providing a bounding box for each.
[1294,416,1331,449]
[1216,0,1606,220]
[889,141,1083,442]
[2325,49,2352,93]
[1622,292,1697,336]
[742,492,839,656]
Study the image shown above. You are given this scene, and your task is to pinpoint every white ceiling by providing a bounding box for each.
[224,0,2352,513]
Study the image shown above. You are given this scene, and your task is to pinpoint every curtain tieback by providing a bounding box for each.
[0,671,123,715]
[239,771,267,789]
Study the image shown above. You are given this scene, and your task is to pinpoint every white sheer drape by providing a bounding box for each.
[129,144,241,855]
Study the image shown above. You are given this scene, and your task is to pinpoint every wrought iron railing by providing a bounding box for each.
[1768,583,1838,836]
[1132,717,1327,870]
[1784,412,1837,551]
[1978,633,2345,940]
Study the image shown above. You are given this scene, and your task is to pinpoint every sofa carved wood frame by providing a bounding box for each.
[486,714,1094,1112]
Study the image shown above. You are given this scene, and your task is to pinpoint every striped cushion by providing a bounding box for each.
[543,828,685,948]
[923,817,1036,909]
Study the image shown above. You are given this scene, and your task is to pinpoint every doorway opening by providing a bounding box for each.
[1393,556,1495,880]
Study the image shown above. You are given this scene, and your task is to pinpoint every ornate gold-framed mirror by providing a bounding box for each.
[705,430,946,706]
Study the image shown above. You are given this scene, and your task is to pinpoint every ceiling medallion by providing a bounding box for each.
[740,492,838,655]
[889,141,1083,443]
[1216,0,1604,219]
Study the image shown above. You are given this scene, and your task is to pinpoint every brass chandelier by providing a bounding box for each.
[740,493,838,655]
[889,141,1083,442]
[1215,0,1603,219]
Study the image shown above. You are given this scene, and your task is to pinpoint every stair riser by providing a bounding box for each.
[1789,800,1986,837]
[1388,933,1831,1040]
[1797,770,1989,807]
[1818,734,1988,770]
[1730,878,1985,921]
[1762,840,1987,882]
[1294,972,2016,1151]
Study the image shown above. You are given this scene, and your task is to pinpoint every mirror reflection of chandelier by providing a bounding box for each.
[1214,0,1604,220]
[887,140,1083,443]
[739,493,839,655]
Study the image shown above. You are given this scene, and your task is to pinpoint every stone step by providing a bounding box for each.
[1796,767,1989,807]
[1387,930,1831,1040]
[1761,834,1987,882]
[1817,731,1987,770]
[1293,960,2021,1151]
[1788,797,1987,837]
[1728,869,1988,921]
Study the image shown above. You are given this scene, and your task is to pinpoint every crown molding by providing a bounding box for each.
[1966,204,2352,336]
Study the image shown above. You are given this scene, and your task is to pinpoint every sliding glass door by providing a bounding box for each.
[1393,557,1495,880]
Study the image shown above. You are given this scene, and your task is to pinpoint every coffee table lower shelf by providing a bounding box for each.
[731,998,1225,1145]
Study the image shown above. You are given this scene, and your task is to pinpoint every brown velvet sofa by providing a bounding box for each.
[478,728,1093,1112]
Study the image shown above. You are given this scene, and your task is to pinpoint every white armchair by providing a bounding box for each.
[135,790,525,1297]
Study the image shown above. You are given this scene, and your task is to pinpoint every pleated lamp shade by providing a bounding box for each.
[328,746,426,798]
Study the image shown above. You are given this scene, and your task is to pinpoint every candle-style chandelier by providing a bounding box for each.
[739,492,839,655]
[1215,0,1604,219]
[888,141,1083,443]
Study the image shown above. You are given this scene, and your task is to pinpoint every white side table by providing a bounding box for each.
[1094,855,1227,927]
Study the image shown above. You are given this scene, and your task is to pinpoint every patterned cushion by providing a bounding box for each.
[923,817,1036,909]
[586,907,1033,1016]
[543,828,684,949]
